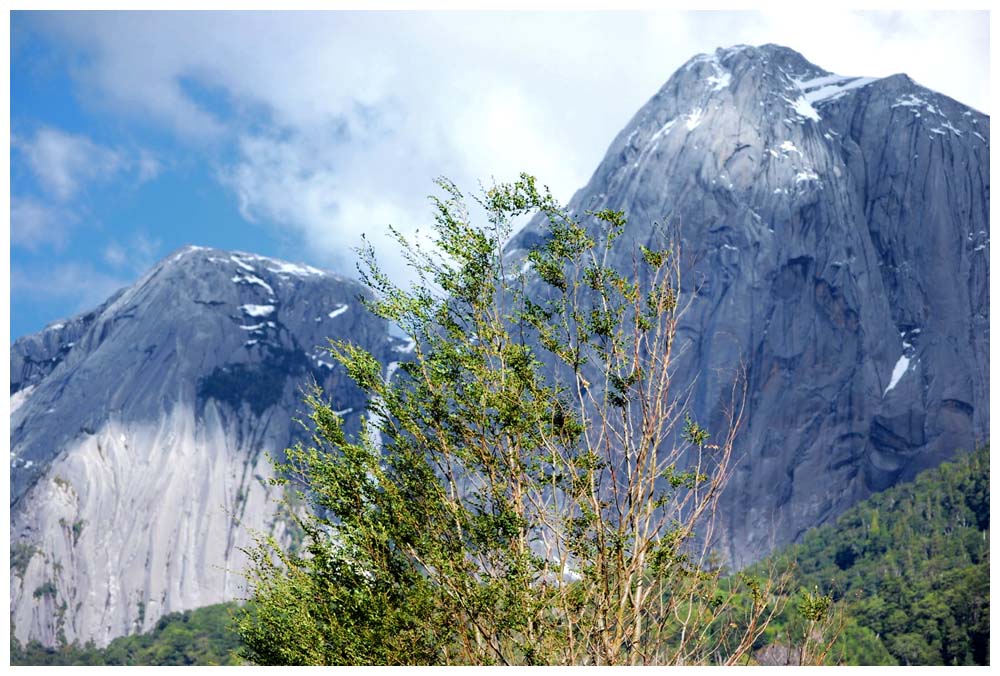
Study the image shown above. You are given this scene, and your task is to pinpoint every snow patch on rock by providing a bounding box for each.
[171,245,208,263]
[394,338,417,353]
[685,108,704,130]
[785,96,821,121]
[266,261,325,277]
[793,74,877,106]
[231,274,275,296]
[230,256,256,273]
[702,55,732,92]
[883,355,912,396]
[232,251,326,278]
[239,304,275,317]
[650,118,678,143]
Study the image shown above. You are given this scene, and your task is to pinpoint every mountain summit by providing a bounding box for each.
[508,43,988,565]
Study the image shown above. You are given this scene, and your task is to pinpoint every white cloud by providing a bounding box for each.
[13,126,162,202]
[103,242,128,267]
[26,10,989,282]
[14,127,124,201]
[221,130,424,277]
[10,197,78,250]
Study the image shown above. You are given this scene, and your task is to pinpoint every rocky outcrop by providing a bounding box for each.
[10,44,989,647]
[10,246,401,646]
[507,44,988,566]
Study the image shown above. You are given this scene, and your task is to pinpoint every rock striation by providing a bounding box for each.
[9,44,989,647]
[10,246,402,647]
[506,44,989,566]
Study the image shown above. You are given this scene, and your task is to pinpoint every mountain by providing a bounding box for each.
[10,43,989,650]
[10,246,404,647]
[506,44,989,566]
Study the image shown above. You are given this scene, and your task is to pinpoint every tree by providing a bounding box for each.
[237,174,783,665]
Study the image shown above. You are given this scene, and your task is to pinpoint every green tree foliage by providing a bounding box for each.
[237,175,781,665]
[10,603,245,666]
[754,445,989,665]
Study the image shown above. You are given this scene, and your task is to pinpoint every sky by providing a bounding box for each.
[7,9,991,340]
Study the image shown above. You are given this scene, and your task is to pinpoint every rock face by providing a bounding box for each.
[507,44,989,566]
[10,246,402,647]
[9,44,989,648]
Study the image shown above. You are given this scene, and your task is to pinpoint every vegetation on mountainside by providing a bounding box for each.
[235,175,780,665]
[751,445,989,666]
[10,603,245,666]
[13,174,986,666]
[11,448,989,665]
[10,445,986,667]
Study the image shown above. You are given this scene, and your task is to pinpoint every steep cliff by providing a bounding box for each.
[10,246,401,646]
[507,44,989,566]
[10,44,989,647]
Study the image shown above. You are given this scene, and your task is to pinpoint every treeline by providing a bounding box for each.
[11,447,990,665]
[11,445,989,666]
[755,445,989,665]
[10,602,245,666]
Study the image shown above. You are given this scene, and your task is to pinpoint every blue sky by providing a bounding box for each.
[8,10,990,341]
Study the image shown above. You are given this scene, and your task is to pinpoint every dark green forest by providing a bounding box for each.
[10,603,244,666]
[755,445,989,665]
[11,446,989,666]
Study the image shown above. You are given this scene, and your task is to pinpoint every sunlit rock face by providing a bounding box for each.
[10,246,404,647]
[9,44,989,647]
[506,44,989,567]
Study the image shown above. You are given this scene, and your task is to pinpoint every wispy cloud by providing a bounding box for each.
[135,149,162,183]
[10,197,79,250]
[10,126,163,254]
[11,233,162,330]
[13,126,162,202]
[14,127,125,201]
[11,262,133,312]
[103,232,162,273]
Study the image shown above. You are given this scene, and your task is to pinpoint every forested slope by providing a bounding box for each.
[756,445,989,665]
[10,603,244,666]
[12,447,988,665]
